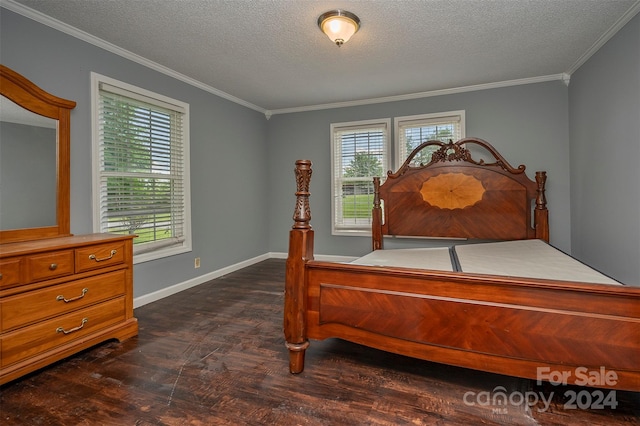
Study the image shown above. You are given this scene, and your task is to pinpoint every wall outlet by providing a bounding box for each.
[194,257,201,268]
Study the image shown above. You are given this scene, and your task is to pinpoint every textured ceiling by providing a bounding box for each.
[5,0,640,113]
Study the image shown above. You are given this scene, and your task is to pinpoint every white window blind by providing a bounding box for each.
[331,119,390,234]
[93,75,191,261]
[395,111,465,168]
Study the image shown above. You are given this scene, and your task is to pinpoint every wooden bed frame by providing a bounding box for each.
[284,138,640,391]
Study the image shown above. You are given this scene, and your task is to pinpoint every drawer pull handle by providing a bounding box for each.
[56,318,88,335]
[57,288,89,303]
[49,263,58,271]
[89,249,117,262]
[0,273,3,279]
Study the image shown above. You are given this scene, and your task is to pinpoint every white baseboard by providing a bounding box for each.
[133,252,357,308]
[133,253,270,308]
[268,251,357,263]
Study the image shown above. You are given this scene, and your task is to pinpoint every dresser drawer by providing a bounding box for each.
[1,297,126,367]
[75,241,126,273]
[25,250,74,283]
[1,270,126,332]
[0,259,22,289]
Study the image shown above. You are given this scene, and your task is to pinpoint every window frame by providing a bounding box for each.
[394,110,465,169]
[91,72,192,264]
[330,118,391,236]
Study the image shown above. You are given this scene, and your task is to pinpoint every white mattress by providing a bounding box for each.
[454,239,621,285]
[351,247,455,271]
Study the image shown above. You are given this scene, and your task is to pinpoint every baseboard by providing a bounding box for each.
[133,253,270,308]
[269,252,357,262]
[132,252,357,308]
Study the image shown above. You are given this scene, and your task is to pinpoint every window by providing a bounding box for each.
[395,111,465,169]
[91,73,191,263]
[331,119,390,235]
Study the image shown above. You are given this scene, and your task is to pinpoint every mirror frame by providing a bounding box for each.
[0,64,76,244]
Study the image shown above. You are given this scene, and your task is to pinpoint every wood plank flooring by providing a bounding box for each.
[1,259,638,425]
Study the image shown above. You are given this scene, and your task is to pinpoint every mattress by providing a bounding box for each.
[351,239,621,285]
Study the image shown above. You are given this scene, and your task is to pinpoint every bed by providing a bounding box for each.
[283,138,640,391]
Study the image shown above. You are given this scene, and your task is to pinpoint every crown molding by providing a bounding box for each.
[265,74,568,117]
[0,0,267,115]
[565,1,640,75]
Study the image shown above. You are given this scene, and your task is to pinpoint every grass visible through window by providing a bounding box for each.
[342,194,374,219]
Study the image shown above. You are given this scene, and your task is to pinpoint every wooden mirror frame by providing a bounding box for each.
[0,64,76,244]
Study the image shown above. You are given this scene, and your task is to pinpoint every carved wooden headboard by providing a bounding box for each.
[372,138,548,250]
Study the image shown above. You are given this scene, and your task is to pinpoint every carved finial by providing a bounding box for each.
[535,171,547,210]
[373,177,381,209]
[431,140,471,163]
[292,160,312,229]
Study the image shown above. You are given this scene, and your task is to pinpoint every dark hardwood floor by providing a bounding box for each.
[1,259,638,425]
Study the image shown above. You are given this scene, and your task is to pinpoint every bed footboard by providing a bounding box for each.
[304,262,640,391]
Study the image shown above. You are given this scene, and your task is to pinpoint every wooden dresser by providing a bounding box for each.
[0,234,138,385]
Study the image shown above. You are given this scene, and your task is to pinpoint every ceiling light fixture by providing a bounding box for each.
[317,10,360,47]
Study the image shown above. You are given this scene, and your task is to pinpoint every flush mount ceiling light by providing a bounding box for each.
[317,9,360,47]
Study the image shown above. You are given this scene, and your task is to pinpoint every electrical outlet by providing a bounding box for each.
[194,257,201,268]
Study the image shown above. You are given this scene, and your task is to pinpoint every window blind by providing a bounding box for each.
[97,85,186,252]
[331,120,389,232]
[396,112,464,168]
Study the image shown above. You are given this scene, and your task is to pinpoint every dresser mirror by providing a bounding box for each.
[0,65,76,244]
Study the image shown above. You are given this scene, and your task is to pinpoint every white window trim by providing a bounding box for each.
[394,110,465,169]
[90,72,192,264]
[330,118,391,237]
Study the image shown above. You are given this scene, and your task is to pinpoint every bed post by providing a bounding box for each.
[284,160,314,373]
[535,171,549,242]
[372,176,383,250]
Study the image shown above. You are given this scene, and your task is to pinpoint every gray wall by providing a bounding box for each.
[1,9,269,298]
[267,82,571,257]
[569,13,640,286]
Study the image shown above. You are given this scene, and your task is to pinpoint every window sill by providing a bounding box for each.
[332,229,372,237]
[133,244,192,264]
